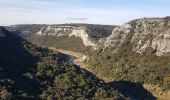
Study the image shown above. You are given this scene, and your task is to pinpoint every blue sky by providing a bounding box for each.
[0,0,169,26]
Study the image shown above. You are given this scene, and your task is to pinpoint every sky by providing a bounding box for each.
[0,0,169,26]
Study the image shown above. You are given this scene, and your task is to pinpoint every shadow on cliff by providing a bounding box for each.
[107,81,156,100]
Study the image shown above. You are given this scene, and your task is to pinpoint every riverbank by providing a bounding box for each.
[49,47,89,70]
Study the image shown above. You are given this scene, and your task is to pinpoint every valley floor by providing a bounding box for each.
[49,47,89,70]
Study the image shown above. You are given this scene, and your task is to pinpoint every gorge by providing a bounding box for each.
[1,17,170,100]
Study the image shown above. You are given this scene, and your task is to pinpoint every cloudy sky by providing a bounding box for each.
[0,0,169,26]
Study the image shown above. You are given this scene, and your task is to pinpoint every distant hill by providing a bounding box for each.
[6,24,115,52]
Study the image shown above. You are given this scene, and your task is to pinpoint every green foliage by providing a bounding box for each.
[0,27,126,100]
[88,42,170,90]
[27,35,89,52]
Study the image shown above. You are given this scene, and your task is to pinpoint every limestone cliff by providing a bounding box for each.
[36,25,73,36]
[36,25,112,48]
[104,17,170,56]
[68,26,97,47]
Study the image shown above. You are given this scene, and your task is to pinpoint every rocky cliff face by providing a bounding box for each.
[68,26,97,47]
[36,25,113,48]
[36,25,73,36]
[104,17,170,56]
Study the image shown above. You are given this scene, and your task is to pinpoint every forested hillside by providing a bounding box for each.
[0,27,126,99]
[86,17,170,100]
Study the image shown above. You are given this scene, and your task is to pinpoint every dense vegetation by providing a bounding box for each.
[26,35,91,53]
[87,39,170,91]
[0,27,127,99]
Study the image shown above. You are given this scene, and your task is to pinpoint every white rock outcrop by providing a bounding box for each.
[37,26,72,36]
[69,27,97,47]
[104,22,133,48]
[104,17,170,56]
[36,26,98,47]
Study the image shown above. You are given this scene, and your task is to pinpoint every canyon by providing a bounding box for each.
[3,17,170,100]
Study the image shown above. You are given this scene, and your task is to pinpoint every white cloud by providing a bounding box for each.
[0,0,169,26]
